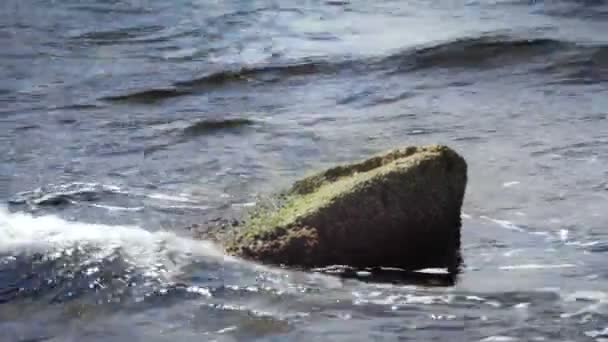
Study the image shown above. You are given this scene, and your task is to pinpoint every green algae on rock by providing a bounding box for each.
[225,145,467,272]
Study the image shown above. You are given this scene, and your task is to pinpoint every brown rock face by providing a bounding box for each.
[225,145,467,272]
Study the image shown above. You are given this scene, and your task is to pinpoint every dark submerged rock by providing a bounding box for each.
[224,145,467,272]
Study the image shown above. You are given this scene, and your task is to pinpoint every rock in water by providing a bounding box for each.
[225,145,467,271]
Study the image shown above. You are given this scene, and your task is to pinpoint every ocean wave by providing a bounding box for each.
[392,36,572,70]
[98,61,338,102]
[96,34,608,104]
[67,3,159,15]
[8,182,125,208]
[382,35,608,85]
[531,0,608,20]
[182,118,256,136]
[588,242,608,253]
[0,207,227,304]
[377,34,607,86]
[0,207,336,312]
[173,36,594,79]
[173,61,335,88]
[540,44,608,84]
[69,25,165,43]
[7,182,213,214]
[101,88,192,103]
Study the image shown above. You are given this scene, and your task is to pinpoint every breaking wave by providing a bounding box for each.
[0,206,227,304]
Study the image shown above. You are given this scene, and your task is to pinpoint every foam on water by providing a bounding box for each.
[499,264,576,270]
[87,203,145,212]
[0,206,228,280]
[146,193,199,203]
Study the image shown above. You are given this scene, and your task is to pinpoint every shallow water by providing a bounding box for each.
[1,0,608,341]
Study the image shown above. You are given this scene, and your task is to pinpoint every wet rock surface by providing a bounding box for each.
[224,145,468,271]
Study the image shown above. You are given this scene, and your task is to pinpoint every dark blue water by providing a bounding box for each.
[1,0,608,341]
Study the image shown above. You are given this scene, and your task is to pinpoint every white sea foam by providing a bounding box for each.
[352,291,454,306]
[88,203,145,212]
[560,290,608,318]
[499,264,576,270]
[559,229,569,242]
[479,216,594,249]
[480,216,525,232]
[480,336,518,342]
[502,181,520,188]
[585,327,608,338]
[146,193,198,203]
[0,207,228,279]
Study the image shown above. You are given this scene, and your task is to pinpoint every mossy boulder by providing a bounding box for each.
[225,145,467,271]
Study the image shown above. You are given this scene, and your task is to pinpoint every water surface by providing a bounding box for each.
[1,0,608,341]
